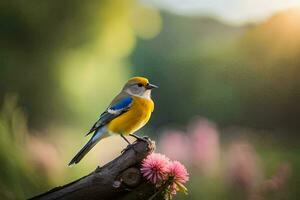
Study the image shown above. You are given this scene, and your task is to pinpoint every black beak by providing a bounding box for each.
[146,83,158,90]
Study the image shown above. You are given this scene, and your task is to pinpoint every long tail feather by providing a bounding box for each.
[68,128,107,166]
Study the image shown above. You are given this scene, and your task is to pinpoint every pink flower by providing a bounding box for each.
[189,118,220,175]
[167,161,189,194]
[167,161,189,184]
[158,130,190,164]
[226,140,262,192]
[141,153,170,185]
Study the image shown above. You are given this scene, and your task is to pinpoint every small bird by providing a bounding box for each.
[68,77,158,166]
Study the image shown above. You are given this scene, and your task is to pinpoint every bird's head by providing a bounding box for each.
[123,77,158,99]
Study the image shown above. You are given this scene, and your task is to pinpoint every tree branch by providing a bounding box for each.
[29,139,162,200]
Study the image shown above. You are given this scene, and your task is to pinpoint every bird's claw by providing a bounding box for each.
[139,137,151,144]
[121,135,152,154]
[129,134,150,143]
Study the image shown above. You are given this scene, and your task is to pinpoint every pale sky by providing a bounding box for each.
[142,0,300,24]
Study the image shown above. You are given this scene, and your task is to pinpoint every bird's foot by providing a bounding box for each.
[129,134,154,152]
[129,134,150,143]
[121,135,153,154]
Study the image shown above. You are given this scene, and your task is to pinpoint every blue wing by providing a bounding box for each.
[85,96,133,136]
[109,96,133,111]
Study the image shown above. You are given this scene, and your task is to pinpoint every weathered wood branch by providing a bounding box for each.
[29,139,163,200]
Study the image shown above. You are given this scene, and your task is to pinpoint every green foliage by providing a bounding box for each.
[0,95,48,199]
[131,11,300,130]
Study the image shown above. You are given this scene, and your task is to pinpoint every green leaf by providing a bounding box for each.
[175,181,188,195]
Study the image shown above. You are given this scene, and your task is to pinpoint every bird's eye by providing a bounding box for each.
[137,83,143,87]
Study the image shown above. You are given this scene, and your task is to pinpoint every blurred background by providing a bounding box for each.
[0,0,300,199]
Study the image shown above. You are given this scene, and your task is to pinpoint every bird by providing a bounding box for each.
[68,77,158,166]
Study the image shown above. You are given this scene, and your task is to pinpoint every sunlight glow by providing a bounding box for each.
[142,0,300,24]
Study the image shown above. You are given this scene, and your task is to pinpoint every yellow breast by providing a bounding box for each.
[107,96,154,134]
